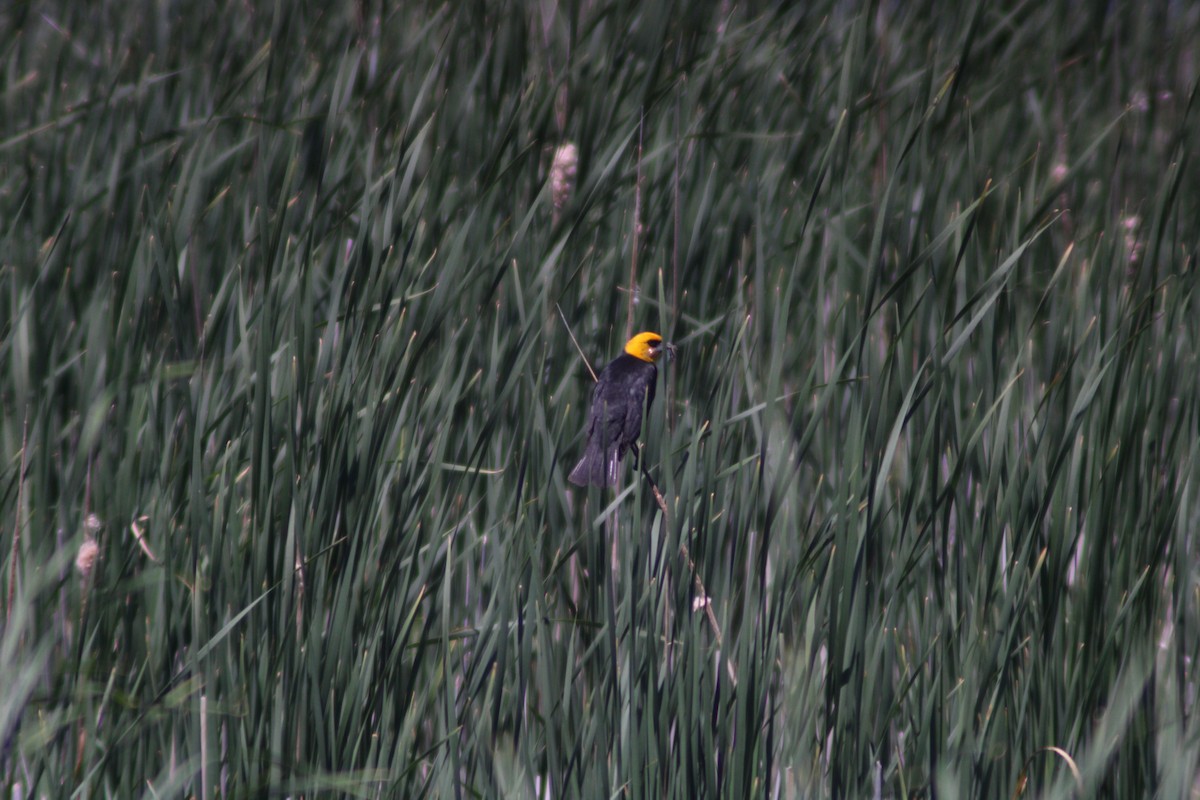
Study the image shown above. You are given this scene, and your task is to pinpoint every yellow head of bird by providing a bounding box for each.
[624,331,675,363]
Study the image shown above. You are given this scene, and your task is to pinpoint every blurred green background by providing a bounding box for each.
[2,1,1198,797]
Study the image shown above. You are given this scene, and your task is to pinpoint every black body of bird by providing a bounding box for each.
[568,332,673,487]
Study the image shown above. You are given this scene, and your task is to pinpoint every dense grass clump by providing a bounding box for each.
[2,1,1198,796]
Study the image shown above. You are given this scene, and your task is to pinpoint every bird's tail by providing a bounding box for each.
[568,441,620,487]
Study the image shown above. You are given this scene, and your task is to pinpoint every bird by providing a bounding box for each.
[568,331,675,487]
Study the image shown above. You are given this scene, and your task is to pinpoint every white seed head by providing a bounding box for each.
[76,538,100,579]
[551,142,578,211]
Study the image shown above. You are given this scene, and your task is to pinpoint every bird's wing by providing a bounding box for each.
[621,384,649,444]
[590,382,629,448]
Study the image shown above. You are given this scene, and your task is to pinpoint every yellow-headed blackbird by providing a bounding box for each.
[568,331,674,487]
